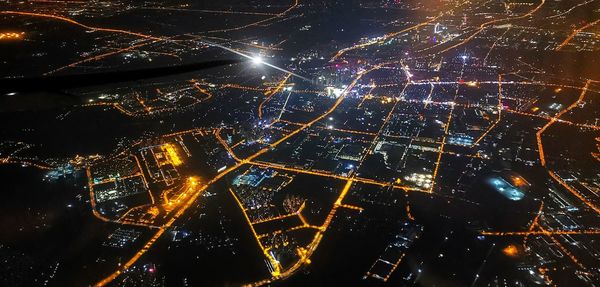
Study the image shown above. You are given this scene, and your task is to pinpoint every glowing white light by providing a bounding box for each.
[200,39,310,81]
[332,88,344,97]
[252,56,264,65]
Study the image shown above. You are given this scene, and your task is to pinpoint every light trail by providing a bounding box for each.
[247,179,356,286]
[405,192,415,221]
[229,188,282,276]
[219,83,268,92]
[482,229,600,236]
[203,0,299,34]
[435,0,545,55]
[86,168,112,223]
[231,139,246,149]
[357,85,376,108]
[430,105,453,193]
[335,180,354,206]
[276,90,293,121]
[215,129,242,162]
[1,11,184,75]
[259,74,292,119]
[523,201,544,249]
[352,74,409,197]
[1,11,164,41]
[472,75,503,147]
[423,82,434,109]
[192,82,214,101]
[556,19,600,51]
[53,34,255,75]
[482,200,589,271]
[547,0,595,19]
[143,7,279,16]
[45,41,158,75]
[430,57,465,193]
[5,11,285,75]
[0,157,54,170]
[470,244,495,287]
[277,119,377,136]
[248,160,424,193]
[539,225,585,269]
[537,80,590,166]
[331,12,449,60]
[507,109,600,130]
[383,253,406,282]
[547,170,600,215]
[407,80,600,94]
[532,80,600,215]
[201,36,283,51]
[483,27,510,66]
[340,204,364,212]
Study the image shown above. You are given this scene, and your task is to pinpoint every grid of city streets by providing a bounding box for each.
[0,1,599,286]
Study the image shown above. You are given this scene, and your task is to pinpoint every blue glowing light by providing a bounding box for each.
[486,177,525,201]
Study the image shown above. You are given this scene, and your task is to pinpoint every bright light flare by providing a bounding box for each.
[199,39,310,81]
[251,56,264,65]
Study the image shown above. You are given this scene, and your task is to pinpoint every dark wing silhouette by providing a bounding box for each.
[0,58,243,111]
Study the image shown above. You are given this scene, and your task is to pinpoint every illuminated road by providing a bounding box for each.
[556,19,600,51]
[1,11,164,41]
[5,1,599,285]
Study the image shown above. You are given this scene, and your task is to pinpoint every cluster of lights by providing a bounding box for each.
[380,96,394,104]
[404,173,433,188]
[0,32,24,40]
[487,177,525,201]
[448,135,474,147]
[161,143,182,166]
[325,86,344,97]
